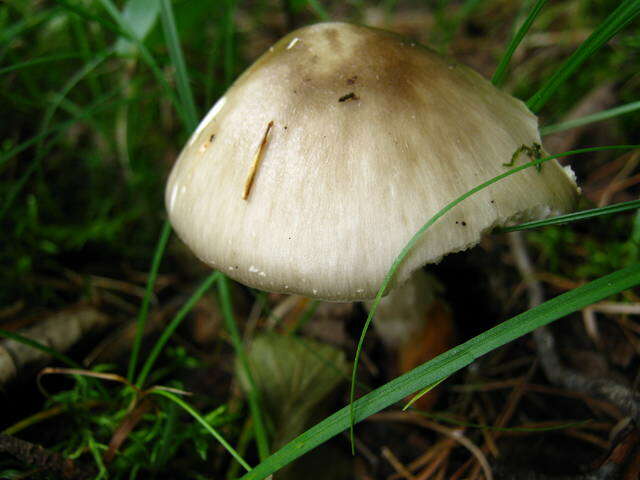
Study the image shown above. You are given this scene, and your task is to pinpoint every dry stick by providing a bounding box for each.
[468,362,537,480]
[243,120,273,200]
[104,398,153,463]
[371,412,493,480]
[508,231,640,423]
[507,231,640,479]
[473,405,499,458]
[597,151,639,207]
[415,442,453,480]
[405,438,453,476]
[0,434,93,480]
[593,302,640,315]
[388,438,448,480]
[381,446,418,480]
[434,457,450,480]
[0,306,110,387]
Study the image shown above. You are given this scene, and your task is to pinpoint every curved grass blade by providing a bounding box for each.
[0,53,82,75]
[402,377,447,411]
[238,263,640,480]
[36,48,113,154]
[0,92,130,221]
[500,198,640,233]
[527,0,640,113]
[492,0,548,87]
[540,100,640,136]
[150,389,252,472]
[0,90,123,171]
[218,275,271,461]
[159,0,198,129]
[349,144,638,450]
[95,0,190,128]
[0,329,81,369]
[127,220,172,382]
[0,329,108,396]
[54,0,121,36]
[135,271,219,387]
[307,0,331,21]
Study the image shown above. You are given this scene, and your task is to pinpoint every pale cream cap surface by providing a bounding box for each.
[166,22,578,301]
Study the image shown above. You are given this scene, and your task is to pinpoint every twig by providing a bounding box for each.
[0,306,110,386]
[382,446,417,480]
[508,232,640,423]
[0,434,93,480]
[371,411,493,480]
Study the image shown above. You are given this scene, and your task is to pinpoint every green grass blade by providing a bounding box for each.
[540,100,640,135]
[150,389,252,472]
[0,329,81,369]
[307,0,331,21]
[500,199,640,233]
[135,271,219,387]
[492,0,548,87]
[37,48,113,154]
[402,377,448,411]
[0,92,129,221]
[527,0,640,113]
[222,0,237,87]
[1,8,60,62]
[0,328,110,397]
[55,0,122,36]
[95,0,190,128]
[127,220,172,382]
[218,275,270,461]
[0,53,82,75]
[159,0,198,129]
[0,90,123,170]
[239,264,640,480]
[348,144,638,450]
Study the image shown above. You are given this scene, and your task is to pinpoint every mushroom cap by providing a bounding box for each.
[166,22,578,301]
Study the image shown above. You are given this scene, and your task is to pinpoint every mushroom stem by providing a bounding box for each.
[364,269,442,348]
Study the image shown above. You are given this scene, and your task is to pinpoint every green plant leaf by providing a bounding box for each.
[239,333,347,449]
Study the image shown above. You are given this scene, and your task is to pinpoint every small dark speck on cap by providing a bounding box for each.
[339,92,358,102]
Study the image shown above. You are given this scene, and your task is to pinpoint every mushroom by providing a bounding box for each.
[165,21,578,303]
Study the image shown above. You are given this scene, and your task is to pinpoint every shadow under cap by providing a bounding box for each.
[165,22,579,302]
